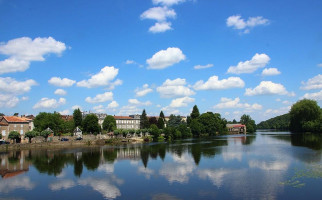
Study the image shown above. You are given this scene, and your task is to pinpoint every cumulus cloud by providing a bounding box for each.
[135,84,153,97]
[0,77,37,94]
[85,92,113,103]
[227,53,270,74]
[77,66,120,88]
[33,97,66,109]
[226,15,269,33]
[213,97,262,110]
[153,0,186,6]
[140,6,176,22]
[194,64,214,70]
[48,77,76,87]
[169,96,195,107]
[128,99,152,106]
[245,81,294,96]
[78,178,121,199]
[72,105,82,110]
[54,89,67,96]
[193,75,245,90]
[0,176,35,193]
[157,78,195,98]
[0,94,20,108]
[262,68,281,76]
[147,47,186,69]
[107,101,119,109]
[49,179,75,191]
[302,90,322,101]
[300,74,322,90]
[0,37,66,74]
[93,105,106,113]
[149,22,172,33]
[59,109,70,115]
[318,63,322,67]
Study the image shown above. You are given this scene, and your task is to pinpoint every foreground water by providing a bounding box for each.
[1,131,322,200]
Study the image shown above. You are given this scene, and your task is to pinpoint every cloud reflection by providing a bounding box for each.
[197,168,232,188]
[0,176,35,193]
[248,160,289,171]
[49,179,76,191]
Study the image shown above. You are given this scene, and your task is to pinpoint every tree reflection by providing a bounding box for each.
[291,134,322,150]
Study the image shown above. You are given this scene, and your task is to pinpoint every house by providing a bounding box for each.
[226,124,246,134]
[74,127,82,138]
[0,116,30,141]
[114,115,141,130]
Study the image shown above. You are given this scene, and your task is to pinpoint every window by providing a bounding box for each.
[20,130,23,135]
[1,130,5,136]
[21,124,23,128]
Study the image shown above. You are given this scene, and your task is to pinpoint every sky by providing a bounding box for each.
[0,0,322,123]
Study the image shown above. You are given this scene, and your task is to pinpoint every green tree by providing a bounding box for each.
[240,114,256,133]
[83,114,100,135]
[150,124,160,141]
[157,111,165,129]
[190,105,200,120]
[167,115,183,128]
[0,113,4,116]
[149,117,158,126]
[73,108,82,128]
[190,119,203,137]
[8,131,20,142]
[198,112,227,135]
[25,130,39,143]
[61,120,74,134]
[102,115,116,132]
[34,112,64,135]
[140,109,150,129]
[289,99,321,133]
[40,130,52,139]
[177,124,192,138]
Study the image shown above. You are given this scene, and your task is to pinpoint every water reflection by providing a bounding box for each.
[0,133,321,200]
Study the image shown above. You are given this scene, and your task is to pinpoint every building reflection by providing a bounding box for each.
[0,150,32,179]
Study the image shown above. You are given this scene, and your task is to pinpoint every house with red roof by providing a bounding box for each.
[226,124,247,134]
[0,116,30,141]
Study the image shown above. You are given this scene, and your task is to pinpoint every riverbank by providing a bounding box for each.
[0,137,144,152]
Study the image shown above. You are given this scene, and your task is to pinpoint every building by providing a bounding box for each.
[226,124,246,134]
[0,116,30,140]
[82,111,107,128]
[114,115,141,130]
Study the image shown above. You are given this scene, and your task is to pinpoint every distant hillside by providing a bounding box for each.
[257,113,290,130]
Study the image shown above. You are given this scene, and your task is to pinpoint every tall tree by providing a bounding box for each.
[82,114,100,135]
[34,112,64,134]
[102,115,116,132]
[190,105,200,120]
[240,114,256,133]
[289,99,321,133]
[157,111,165,129]
[167,115,183,128]
[73,108,82,128]
[140,109,150,129]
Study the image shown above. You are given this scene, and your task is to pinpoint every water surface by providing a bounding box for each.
[1,131,322,200]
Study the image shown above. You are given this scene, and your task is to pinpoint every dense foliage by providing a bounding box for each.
[34,112,65,134]
[289,99,322,133]
[167,115,184,127]
[25,130,39,142]
[157,111,165,129]
[140,109,150,129]
[82,114,100,135]
[240,114,256,133]
[102,115,116,132]
[8,131,20,140]
[257,114,290,130]
[73,108,82,128]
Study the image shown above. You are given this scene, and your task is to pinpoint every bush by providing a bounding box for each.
[40,130,52,139]
[25,130,39,143]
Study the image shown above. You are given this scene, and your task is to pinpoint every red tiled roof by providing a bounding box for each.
[0,122,8,126]
[113,116,134,119]
[3,170,27,179]
[3,116,29,123]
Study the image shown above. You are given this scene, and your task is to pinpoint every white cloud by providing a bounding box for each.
[169,96,195,107]
[107,101,119,109]
[78,178,121,200]
[77,66,120,88]
[33,97,66,109]
[302,90,322,101]
[72,105,82,111]
[48,77,76,87]
[197,169,231,188]
[147,47,186,69]
[262,68,281,76]
[153,0,186,6]
[227,53,270,74]
[125,60,135,64]
[0,176,35,193]
[117,105,141,116]
[140,6,176,22]
[0,94,20,108]
[106,79,123,90]
[249,160,289,171]
[226,15,269,33]
[135,84,153,97]
[193,75,245,90]
[245,81,294,96]
[59,109,70,115]
[157,78,195,98]
[93,105,105,113]
[128,99,152,106]
[85,92,113,103]
[300,74,322,90]
[194,64,214,70]
[264,106,291,117]
[213,97,262,110]
[318,63,322,67]
[0,37,66,74]
[0,77,37,94]
[149,22,172,33]
[54,89,67,96]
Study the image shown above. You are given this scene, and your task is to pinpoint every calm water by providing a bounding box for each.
[1,131,322,200]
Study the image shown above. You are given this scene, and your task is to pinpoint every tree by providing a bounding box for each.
[40,130,52,139]
[190,105,200,120]
[157,111,165,129]
[190,119,203,137]
[177,124,192,138]
[0,113,4,116]
[9,131,20,142]
[14,113,19,116]
[25,130,39,143]
[167,115,183,128]
[73,108,82,128]
[240,114,256,133]
[198,112,227,135]
[102,115,116,132]
[61,120,74,134]
[140,109,150,129]
[149,117,158,126]
[289,99,322,133]
[34,112,64,135]
[150,124,160,140]
[83,114,100,135]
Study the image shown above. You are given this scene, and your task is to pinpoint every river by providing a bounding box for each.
[0,131,322,200]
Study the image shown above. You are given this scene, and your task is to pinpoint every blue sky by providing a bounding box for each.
[0,0,322,123]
